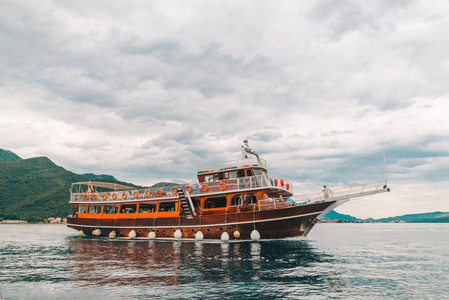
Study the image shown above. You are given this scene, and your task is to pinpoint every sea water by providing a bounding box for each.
[1,223,448,299]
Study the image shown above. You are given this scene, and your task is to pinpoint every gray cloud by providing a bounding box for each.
[1,0,449,218]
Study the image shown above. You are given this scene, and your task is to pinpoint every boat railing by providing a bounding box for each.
[290,180,389,205]
[71,174,293,203]
[190,174,292,195]
[258,197,292,211]
[197,157,267,173]
[70,184,189,203]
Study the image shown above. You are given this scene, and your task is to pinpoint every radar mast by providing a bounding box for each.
[241,140,263,166]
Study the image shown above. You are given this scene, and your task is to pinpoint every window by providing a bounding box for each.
[104,205,118,214]
[120,204,137,213]
[237,170,245,178]
[253,169,262,176]
[205,175,213,182]
[244,194,257,205]
[159,202,176,212]
[204,196,227,209]
[246,169,253,176]
[78,205,87,213]
[231,195,242,206]
[88,205,101,213]
[139,202,156,213]
[229,171,237,179]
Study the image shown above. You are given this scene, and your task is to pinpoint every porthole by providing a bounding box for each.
[191,229,195,233]
[207,228,210,232]
[228,227,232,231]
[138,230,142,233]
[163,230,166,233]
[219,227,223,231]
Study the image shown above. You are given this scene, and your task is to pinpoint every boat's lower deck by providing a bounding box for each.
[67,201,334,240]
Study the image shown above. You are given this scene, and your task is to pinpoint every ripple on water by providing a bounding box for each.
[1,223,449,299]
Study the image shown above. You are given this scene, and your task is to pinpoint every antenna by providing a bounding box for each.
[241,140,263,166]
[383,152,388,184]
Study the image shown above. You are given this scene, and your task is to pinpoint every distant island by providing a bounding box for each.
[321,210,449,223]
[1,148,448,224]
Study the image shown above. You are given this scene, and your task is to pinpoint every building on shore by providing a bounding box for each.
[47,217,62,223]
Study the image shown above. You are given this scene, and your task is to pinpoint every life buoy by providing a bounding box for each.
[102,194,108,200]
[172,187,178,194]
[274,179,278,186]
[145,190,151,197]
[84,194,89,201]
[186,186,193,193]
[133,191,139,198]
[156,190,162,197]
[201,184,208,192]
[122,193,127,200]
[286,183,290,190]
[280,179,285,187]
[112,194,117,200]
[92,194,98,201]
[219,182,227,191]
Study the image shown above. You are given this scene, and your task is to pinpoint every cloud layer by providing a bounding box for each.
[1,0,448,218]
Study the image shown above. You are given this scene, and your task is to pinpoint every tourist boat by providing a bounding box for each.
[67,141,390,240]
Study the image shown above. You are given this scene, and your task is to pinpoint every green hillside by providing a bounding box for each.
[322,210,361,221]
[322,210,449,223]
[373,211,449,223]
[0,153,142,223]
[82,173,117,180]
[0,157,87,222]
[0,148,22,162]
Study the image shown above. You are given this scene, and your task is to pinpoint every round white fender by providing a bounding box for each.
[78,230,84,236]
[250,229,260,240]
[221,231,230,241]
[195,230,204,240]
[174,229,182,239]
[148,231,156,239]
[233,230,240,238]
[129,230,136,238]
[109,231,116,238]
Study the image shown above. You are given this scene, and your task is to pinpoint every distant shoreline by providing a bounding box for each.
[1,220,28,224]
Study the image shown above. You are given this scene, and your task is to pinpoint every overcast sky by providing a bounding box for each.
[1,0,448,218]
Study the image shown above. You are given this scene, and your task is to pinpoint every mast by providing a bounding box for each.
[241,140,263,166]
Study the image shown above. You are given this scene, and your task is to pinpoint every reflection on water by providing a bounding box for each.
[0,224,340,299]
[66,236,338,298]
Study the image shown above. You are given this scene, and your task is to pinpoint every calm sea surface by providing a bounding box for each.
[1,223,448,299]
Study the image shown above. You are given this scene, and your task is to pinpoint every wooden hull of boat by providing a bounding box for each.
[67,201,335,240]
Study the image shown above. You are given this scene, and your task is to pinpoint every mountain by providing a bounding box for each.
[373,211,449,223]
[151,182,181,188]
[322,210,449,223]
[0,150,142,223]
[82,173,117,180]
[322,210,361,221]
[0,156,87,222]
[0,148,22,162]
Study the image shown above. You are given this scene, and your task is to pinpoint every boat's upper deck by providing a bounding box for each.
[197,157,267,174]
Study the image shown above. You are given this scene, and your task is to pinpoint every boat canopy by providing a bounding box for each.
[71,181,135,191]
[197,157,267,174]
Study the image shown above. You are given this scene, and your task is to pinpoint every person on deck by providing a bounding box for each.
[322,185,331,199]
